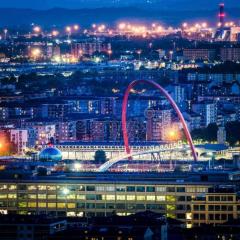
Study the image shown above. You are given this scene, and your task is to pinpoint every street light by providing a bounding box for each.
[52,30,59,37]
[66,26,72,39]
[33,26,41,34]
[3,29,8,40]
[31,48,41,60]
[73,25,79,31]
[62,188,70,195]
[107,50,112,60]
[137,50,142,61]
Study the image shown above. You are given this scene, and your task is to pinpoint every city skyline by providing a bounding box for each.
[0,1,240,238]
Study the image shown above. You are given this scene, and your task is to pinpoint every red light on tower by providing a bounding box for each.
[219,3,225,27]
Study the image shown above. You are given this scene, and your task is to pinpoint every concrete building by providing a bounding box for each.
[0,172,239,227]
[192,102,217,127]
[146,107,172,142]
[183,49,216,61]
[217,126,227,144]
[71,42,111,58]
[9,129,28,155]
[220,47,240,62]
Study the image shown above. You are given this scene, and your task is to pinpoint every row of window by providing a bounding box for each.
[208,196,234,202]
[4,201,184,211]
[193,213,234,221]
[0,184,208,193]
[193,205,235,211]
[0,194,178,202]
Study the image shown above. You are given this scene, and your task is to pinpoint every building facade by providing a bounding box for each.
[0,172,239,227]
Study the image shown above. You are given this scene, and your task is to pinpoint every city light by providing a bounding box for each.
[31,48,41,58]
[62,188,70,195]
[73,25,79,31]
[118,22,126,30]
[165,126,181,142]
[0,1,239,236]
[66,26,71,33]
[74,163,82,171]
[33,26,41,33]
[51,30,59,37]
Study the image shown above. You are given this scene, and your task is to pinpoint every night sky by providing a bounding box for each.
[0,0,237,10]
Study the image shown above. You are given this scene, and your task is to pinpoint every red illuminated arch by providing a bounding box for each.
[121,80,198,162]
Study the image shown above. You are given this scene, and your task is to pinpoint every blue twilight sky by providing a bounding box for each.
[0,0,237,10]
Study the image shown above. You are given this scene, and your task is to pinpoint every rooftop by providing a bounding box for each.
[0,171,231,185]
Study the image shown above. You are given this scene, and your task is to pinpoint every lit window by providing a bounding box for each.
[28,194,36,199]
[47,186,57,191]
[8,194,17,199]
[166,196,176,202]
[136,196,145,201]
[106,195,115,201]
[146,196,155,201]
[0,194,7,199]
[48,203,56,208]
[126,195,135,201]
[38,194,47,199]
[38,202,47,208]
[156,196,166,201]
[186,187,195,193]
[167,204,176,211]
[116,195,125,201]
[57,203,66,208]
[8,185,17,191]
[0,185,7,190]
[67,203,76,209]
[67,212,76,217]
[76,195,86,200]
[18,202,27,208]
[28,202,37,208]
[27,185,37,191]
[67,194,76,200]
[38,185,47,191]
[48,195,56,199]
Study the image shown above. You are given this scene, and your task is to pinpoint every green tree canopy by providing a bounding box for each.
[94,150,107,164]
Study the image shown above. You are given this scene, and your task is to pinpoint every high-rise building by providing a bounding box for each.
[217,126,227,144]
[71,42,111,58]
[9,129,28,155]
[146,107,172,141]
[220,47,240,62]
[192,102,217,127]
[183,49,216,61]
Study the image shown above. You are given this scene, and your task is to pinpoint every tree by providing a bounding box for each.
[205,123,218,142]
[191,123,218,142]
[94,150,107,164]
[225,121,240,146]
[37,167,47,176]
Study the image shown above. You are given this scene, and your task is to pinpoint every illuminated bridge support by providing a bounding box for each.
[122,80,198,162]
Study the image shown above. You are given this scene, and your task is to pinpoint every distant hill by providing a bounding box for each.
[0,7,239,27]
[0,0,238,10]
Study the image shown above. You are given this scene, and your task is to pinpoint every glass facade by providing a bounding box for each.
[0,181,239,226]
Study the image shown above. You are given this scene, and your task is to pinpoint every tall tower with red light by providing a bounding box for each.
[219,3,225,28]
